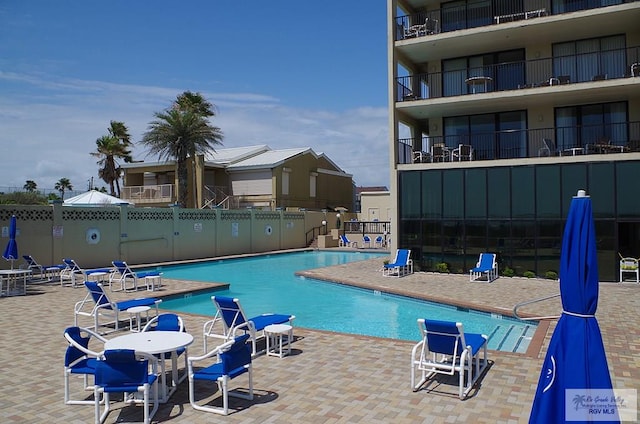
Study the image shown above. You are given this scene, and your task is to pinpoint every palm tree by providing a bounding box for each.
[23,180,37,192]
[141,95,223,207]
[92,121,132,197]
[55,178,73,199]
[174,91,215,117]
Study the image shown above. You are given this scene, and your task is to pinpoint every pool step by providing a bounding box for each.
[489,324,534,353]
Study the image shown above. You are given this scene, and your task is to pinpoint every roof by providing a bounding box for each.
[226,147,311,170]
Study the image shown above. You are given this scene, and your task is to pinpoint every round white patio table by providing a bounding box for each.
[265,324,293,358]
[104,331,194,402]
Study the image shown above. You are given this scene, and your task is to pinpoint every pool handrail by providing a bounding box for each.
[513,293,561,321]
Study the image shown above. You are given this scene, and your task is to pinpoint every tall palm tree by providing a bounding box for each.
[92,122,132,197]
[174,91,215,117]
[141,103,223,207]
[54,178,73,199]
[23,180,37,192]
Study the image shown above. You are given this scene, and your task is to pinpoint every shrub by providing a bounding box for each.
[523,271,536,278]
[502,266,515,277]
[545,271,558,280]
[434,262,449,273]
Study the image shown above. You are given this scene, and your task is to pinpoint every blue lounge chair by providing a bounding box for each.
[187,334,254,415]
[109,260,162,292]
[411,319,488,400]
[203,296,295,356]
[383,249,413,277]
[74,281,162,332]
[60,258,111,288]
[339,234,357,247]
[21,255,65,280]
[469,253,498,282]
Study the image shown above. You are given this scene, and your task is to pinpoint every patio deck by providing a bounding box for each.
[1,256,638,423]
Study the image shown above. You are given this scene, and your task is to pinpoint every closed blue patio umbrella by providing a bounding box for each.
[529,191,618,423]
[3,215,18,269]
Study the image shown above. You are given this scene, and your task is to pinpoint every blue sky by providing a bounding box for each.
[0,1,389,194]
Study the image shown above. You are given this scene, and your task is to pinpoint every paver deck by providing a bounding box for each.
[1,254,638,423]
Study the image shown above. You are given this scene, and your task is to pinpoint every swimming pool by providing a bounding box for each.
[156,251,536,353]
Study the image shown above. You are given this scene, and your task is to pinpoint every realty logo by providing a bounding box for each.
[566,389,637,422]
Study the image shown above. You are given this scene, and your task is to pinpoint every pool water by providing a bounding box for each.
[155,251,536,353]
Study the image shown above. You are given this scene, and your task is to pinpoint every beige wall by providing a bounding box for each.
[0,204,326,269]
[358,192,391,222]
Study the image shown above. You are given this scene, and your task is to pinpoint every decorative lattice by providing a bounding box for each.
[63,209,120,221]
[284,213,304,220]
[221,211,252,221]
[178,210,217,221]
[0,208,53,222]
[255,212,280,221]
[127,209,174,221]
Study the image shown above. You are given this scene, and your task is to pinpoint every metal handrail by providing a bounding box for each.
[513,293,561,321]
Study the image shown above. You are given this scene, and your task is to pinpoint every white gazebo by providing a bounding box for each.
[63,191,134,207]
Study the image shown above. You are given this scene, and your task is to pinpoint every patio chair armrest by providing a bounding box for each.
[189,338,236,362]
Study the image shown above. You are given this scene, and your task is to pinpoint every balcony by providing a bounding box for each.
[397,46,640,102]
[121,184,174,205]
[395,0,638,42]
[397,121,640,164]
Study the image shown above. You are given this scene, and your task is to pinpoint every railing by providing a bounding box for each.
[395,0,637,41]
[343,220,391,236]
[120,184,174,204]
[398,121,640,164]
[201,185,230,209]
[306,225,328,246]
[396,46,640,102]
[513,293,561,321]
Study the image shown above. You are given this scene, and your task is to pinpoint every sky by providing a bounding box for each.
[0,1,390,194]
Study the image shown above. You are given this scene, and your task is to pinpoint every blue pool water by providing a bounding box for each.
[155,251,536,352]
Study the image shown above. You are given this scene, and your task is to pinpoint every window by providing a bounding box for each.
[444,110,527,160]
[553,35,625,83]
[282,168,290,195]
[441,0,491,32]
[310,173,317,198]
[555,101,628,150]
[442,49,525,96]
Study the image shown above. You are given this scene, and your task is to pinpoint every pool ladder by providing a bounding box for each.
[513,293,561,321]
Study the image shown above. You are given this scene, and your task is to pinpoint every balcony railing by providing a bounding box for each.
[121,184,174,204]
[397,121,640,164]
[395,0,637,41]
[396,46,640,102]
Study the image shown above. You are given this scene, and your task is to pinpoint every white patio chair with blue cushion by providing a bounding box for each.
[94,349,159,424]
[411,319,488,400]
[109,260,162,292]
[362,235,372,248]
[203,296,295,356]
[383,249,413,277]
[469,253,498,282]
[187,334,254,415]
[63,326,107,405]
[374,235,385,248]
[74,281,162,333]
[143,313,188,384]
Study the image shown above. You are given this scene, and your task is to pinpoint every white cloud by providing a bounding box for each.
[0,72,389,194]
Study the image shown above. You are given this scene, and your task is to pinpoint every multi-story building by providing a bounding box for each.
[120,145,354,212]
[387,0,640,281]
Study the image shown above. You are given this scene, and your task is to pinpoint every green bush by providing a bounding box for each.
[434,262,449,273]
[545,271,558,280]
[523,270,536,278]
[502,266,515,277]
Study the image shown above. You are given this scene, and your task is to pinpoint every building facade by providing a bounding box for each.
[388,0,640,281]
[121,145,354,212]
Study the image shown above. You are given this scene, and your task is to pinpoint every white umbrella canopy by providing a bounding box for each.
[63,191,134,206]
